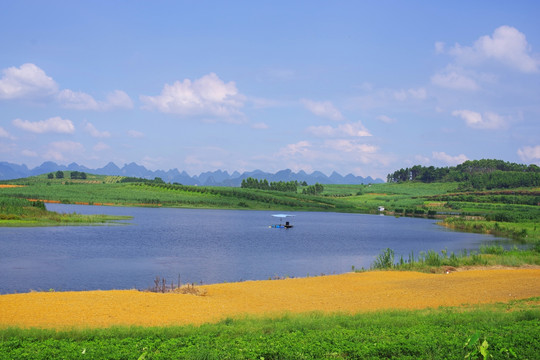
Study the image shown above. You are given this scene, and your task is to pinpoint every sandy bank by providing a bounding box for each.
[1,269,539,329]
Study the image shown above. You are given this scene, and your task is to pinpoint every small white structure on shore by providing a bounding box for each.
[378,206,385,212]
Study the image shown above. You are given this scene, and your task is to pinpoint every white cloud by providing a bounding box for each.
[451,109,506,130]
[414,154,431,164]
[140,73,245,117]
[85,123,111,138]
[93,142,110,151]
[277,141,312,157]
[44,141,84,161]
[58,89,133,110]
[301,99,344,121]
[324,139,378,154]
[251,122,268,130]
[0,63,133,111]
[393,87,427,101]
[517,145,540,162]
[350,85,428,110]
[140,156,168,170]
[434,41,445,54]
[448,25,539,73]
[431,66,479,91]
[376,115,396,123]
[0,63,58,99]
[0,126,14,139]
[127,129,145,138]
[57,89,99,110]
[13,117,75,134]
[105,90,134,109]
[432,151,468,165]
[21,149,38,157]
[307,121,371,137]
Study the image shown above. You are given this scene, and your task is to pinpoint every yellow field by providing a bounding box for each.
[1,268,539,329]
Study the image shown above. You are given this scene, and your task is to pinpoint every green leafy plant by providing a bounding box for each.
[464,332,492,360]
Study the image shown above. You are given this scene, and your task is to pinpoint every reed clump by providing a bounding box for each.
[147,276,207,296]
[368,244,540,273]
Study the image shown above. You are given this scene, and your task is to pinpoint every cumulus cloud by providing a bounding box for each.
[13,117,75,134]
[448,25,539,72]
[350,86,428,110]
[393,87,427,101]
[105,90,134,109]
[452,109,506,130]
[127,129,145,138]
[431,66,479,91]
[432,151,468,165]
[307,121,371,137]
[57,89,99,110]
[22,149,38,157]
[0,126,14,139]
[140,73,245,117]
[93,142,110,151]
[0,63,58,99]
[301,99,344,121]
[434,41,446,54]
[376,115,396,123]
[517,145,540,163]
[0,63,133,112]
[85,122,111,138]
[277,141,312,157]
[269,138,390,176]
[44,141,84,161]
[58,89,133,110]
[324,139,378,154]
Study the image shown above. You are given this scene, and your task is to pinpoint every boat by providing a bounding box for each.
[270,214,294,228]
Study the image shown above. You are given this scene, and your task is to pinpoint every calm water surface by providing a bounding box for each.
[0,204,508,293]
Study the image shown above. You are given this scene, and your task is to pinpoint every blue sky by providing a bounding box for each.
[1,1,539,179]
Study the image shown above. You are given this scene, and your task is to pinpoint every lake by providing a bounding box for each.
[0,204,509,294]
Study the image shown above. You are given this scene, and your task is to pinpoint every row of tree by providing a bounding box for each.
[387,159,540,188]
[240,177,306,192]
[47,171,87,180]
[302,183,324,195]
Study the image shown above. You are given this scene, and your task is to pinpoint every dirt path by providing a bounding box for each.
[1,269,539,329]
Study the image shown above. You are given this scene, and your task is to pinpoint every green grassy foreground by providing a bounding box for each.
[1,299,538,359]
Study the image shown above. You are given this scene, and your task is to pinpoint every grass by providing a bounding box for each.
[1,299,538,359]
[1,174,539,244]
[0,196,131,226]
[370,244,540,273]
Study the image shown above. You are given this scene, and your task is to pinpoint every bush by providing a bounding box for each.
[372,248,395,269]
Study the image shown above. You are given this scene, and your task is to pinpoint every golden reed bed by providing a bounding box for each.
[1,269,539,329]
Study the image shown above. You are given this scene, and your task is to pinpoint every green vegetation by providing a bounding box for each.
[370,245,540,272]
[1,299,538,359]
[0,173,345,212]
[0,161,538,245]
[387,159,540,187]
[0,163,539,357]
[0,196,131,226]
[241,177,301,192]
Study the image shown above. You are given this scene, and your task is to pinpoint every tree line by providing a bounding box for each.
[47,171,87,180]
[241,177,304,192]
[387,159,540,189]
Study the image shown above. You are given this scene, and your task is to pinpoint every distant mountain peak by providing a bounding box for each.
[0,161,384,185]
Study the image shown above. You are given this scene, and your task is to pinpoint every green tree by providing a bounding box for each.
[55,170,64,179]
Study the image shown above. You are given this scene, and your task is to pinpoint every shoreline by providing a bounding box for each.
[1,268,539,329]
